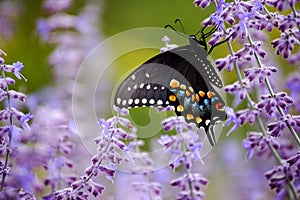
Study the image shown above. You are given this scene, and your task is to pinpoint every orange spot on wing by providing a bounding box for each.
[195,94,200,102]
[180,84,186,90]
[196,117,202,123]
[207,91,215,99]
[177,105,184,112]
[215,102,223,110]
[199,91,205,97]
[187,114,194,120]
[186,90,191,96]
[170,79,180,88]
[191,95,195,102]
[169,95,177,101]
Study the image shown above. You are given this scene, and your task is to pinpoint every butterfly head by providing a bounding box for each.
[188,35,207,51]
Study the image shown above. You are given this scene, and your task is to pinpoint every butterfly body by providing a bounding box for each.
[114,36,226,146]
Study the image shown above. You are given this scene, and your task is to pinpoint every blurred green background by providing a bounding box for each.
[1,0,224,93]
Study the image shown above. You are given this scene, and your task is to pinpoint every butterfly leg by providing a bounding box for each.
[208,32,233,54]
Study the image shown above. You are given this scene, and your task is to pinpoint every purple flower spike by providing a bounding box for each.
[242,132,279,160]
[224,80,252,103]
[257,92,294,116]
[215,55,237,72]
[235,41,267,60]
[170,173,207,200]
[244,66,277,83]
[271,29,300,59]
[268,115,300,137]
[265,164,295,193]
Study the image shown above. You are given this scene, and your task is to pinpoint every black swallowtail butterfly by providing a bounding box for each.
[114,21,227,146]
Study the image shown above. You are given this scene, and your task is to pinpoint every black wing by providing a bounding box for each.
[114,46,226,145]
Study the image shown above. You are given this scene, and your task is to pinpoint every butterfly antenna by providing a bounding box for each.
[164,24,188,38]
[174,18,187,35]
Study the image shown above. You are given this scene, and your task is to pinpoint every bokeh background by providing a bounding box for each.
[1,0,294,199]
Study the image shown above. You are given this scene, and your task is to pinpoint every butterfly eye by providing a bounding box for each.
[189,35,197,40]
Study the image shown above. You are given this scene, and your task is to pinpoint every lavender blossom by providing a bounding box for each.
[0,51,34,197]
[159,116,206,199]
[170,173,208,200]
[257,92,294,117]
[195,0,300,198]
[48,107,136,199]
[265,164,293,194]
[271,28,299,59]
[243,66,277,84]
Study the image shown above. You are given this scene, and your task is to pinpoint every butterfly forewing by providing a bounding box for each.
[114,38,226,146]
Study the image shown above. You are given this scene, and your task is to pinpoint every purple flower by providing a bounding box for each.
[170,173,208,200]
[268,115,300,137]
[278,13,300,32]
[36,19,51,40]
[264,156,299,197]
[235,41,266,59]
[161,116,194,133]
[257,92,294,117]
[244,66,277,84]
[12,61,24,80]
[249,12,280,32]
[265,165,290,193]
[113,105,129,116]
[9,90,26,102]
[242,132,280,160]
[224,80,252,103]
[271,28,300,59]
[225,107,241,134]
[215,55,237,72]
[9,126,22,148]
[193,0,212,9]
[36,14,77,40]
[265,0,288,11]
[85,180,105,197]
[21,113,33,131]
[288,52,300,64]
